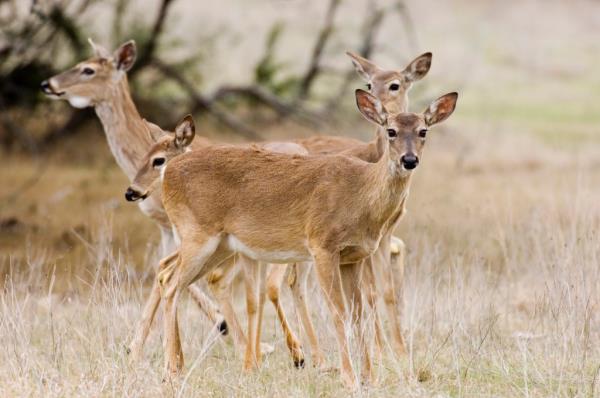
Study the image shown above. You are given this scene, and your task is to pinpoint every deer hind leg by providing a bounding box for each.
[362,256,386,361]
[384,236,407,356]
[266,263,305,368]
[206,257,248,356]
[341,260,373,386]
[128,250,178,361]
[311,247,357,390]
[289,262,325,367]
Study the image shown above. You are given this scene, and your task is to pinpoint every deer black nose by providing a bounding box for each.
[401,154,419,170]
[40,80,51,93]
[125,187,139,202]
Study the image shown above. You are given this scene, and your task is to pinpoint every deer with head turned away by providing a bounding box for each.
[128,88,457,389]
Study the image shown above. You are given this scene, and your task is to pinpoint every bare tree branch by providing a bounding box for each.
[323,3,386,114]
[296,0,341,101]
[394,0,419,54]
[152,60,261,140]
[133,0,176,73]
[211,85,322,127]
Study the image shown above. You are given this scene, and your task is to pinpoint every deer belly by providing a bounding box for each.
[226,234,311,263]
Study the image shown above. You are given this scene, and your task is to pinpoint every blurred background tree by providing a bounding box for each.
[0,0,417,152]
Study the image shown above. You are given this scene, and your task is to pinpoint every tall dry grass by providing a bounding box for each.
[1,130,598,397]
[2,0,599,396]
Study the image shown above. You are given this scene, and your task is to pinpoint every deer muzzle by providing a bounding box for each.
[40,80,64,97]
[125,187,147,202]
[400,154,419,170]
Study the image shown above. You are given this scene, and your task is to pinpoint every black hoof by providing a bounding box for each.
[218,320,229,336]
[294,358,305,369]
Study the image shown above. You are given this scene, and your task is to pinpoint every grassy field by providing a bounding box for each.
[2,0,600,396]
[1,127,599,397]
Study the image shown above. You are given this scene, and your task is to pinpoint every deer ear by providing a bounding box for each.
[114,40,137,72]
[424,92,458,126]
[144,119,167,142]
[88,38,110,58]
[346,51,381,81]
[355,89,387,126]
[174,115,195,148]
[402,52,432,82]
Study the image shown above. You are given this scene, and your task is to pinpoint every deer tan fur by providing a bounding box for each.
[126,116,308,363]
[41,40,231,352]
[126,51,434,369]
[269,51,433,361]
[44,41,306,361]
[148,89,457,389]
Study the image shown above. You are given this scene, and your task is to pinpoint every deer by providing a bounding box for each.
[125,115,311,364]
[126,88,458,389]
[124,50,433,369]
[266,51,433,364]
[40,39,249,352]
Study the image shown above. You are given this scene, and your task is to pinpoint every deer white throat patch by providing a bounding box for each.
[68,96,91,108]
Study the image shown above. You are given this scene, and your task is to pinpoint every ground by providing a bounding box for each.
[1,0,600,396]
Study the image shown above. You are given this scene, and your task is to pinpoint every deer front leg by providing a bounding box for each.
[341,260,373,386]
[160,224,228,334]
[371,234,408,358]
[128,250,178,361]
[361,256,386,361]
[266,263,305,367]
[160,235,231,377]
[312,247,358,390]
[386,236,407,356]
[160,254,186,376]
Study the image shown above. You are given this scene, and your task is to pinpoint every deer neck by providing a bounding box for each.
[94,76,155,181]
[362,142,412,227]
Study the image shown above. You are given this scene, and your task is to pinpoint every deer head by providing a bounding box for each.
[125,115,196,202]
[355,89,458,175]
[347,52,432,114]
[40,39,137,108]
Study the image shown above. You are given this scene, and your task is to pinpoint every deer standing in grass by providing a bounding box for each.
[40,39,233,344]
[123,50,433,367]
[266,51,433,363]
[130,89,457,389]
[42,39,313,359]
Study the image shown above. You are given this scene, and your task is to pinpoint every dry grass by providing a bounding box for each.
[2,0,600,396]
[1,127,599,397]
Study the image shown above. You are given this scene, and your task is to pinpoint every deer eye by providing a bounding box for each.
[152,157,166,167]
[82,67,95,76]
[389,83,400,91]
[387,129,397,138]
[418,129,428,138]
[366,83,372,90]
